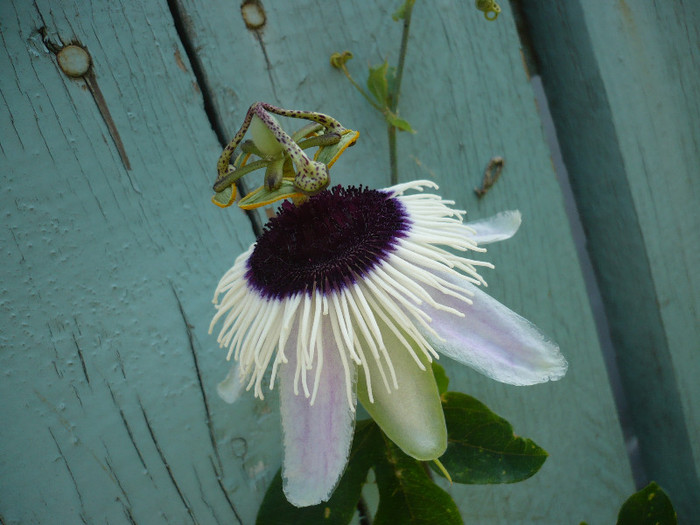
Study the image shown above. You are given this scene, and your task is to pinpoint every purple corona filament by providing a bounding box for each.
[246,186,409,299]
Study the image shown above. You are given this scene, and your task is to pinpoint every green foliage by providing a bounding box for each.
[255,375,679,525]
[374,437,462,525]
[385,112,415,133]
[257,388,551,523]
[616,482,677,525]
[392,0,415,21]
[433,392,548,484]
[431,361,450,395]
[365,61,416,133]
[367,61,390,107]
[257,418,463,524]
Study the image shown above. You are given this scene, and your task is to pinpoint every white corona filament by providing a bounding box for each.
[209,181,491,410]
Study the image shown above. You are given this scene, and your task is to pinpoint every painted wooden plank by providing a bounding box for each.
[0,0,257,523]
[520,0,700,520]
[173,0,635,522]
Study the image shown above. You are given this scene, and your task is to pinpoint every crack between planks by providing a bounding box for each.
[103,442,133,508]
[192,465,220,524]
[106,383,151,475]
[509,1,681,495]
[210,456,243,525]
[165,0,262,238]
[121,503,138,525]
[138,398,198,524]
[507,0,540,78]
[170,284,243,524]
[170,284,223,473]
[48,427,88,524]
[253,31,279,102]
[72,332,91,385]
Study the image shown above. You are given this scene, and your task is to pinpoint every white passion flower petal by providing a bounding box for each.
[210,180,567,507]
[420,274,568,385]
[279,322,357,507]
[217,363,245,404]
[467,210,522,245]
[357,317,447,461]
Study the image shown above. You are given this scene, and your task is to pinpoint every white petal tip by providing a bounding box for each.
[487,340,569,386]
[540,352,569,383]
[217,365,245,404]
[468,210,523,245]
[217,380,241,404]
[283,484,331,508]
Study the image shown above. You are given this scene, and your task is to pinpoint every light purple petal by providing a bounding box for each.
[467,210,522,245]
[279,325,356,507]
[420,274,567,385]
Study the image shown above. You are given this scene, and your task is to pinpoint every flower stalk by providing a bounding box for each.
[330,1,416,186]
[387,0,415,185]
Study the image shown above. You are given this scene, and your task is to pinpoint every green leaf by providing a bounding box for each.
[256,420,381,525]
[392,4,406,21]
[431,361,449,395]
[392,0,415,21]
[616,482,677,525]
[434,392,548,484]
[386,112,416,133]
[367,61,390,105]
[374,436,463,525]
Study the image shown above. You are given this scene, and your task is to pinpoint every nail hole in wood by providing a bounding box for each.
[57,44,91,78]
[241,0,266,30]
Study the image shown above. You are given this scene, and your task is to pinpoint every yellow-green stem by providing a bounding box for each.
[387,0,415,185]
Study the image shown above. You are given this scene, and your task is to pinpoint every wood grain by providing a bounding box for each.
[1,0,254,523]
[167,0,635,523]
[10,0,695,523]
[521,0,700,520]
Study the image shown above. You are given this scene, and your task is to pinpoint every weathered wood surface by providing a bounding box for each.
[0,1,255,523]
[1,0,673,523]
[521,1,700,521]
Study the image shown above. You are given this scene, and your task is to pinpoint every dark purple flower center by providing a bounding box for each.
[246,186,409,298]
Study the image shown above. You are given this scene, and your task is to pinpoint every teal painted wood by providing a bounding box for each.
[173,0,635,523]
[521,1,700,521]
[0,1,256,523]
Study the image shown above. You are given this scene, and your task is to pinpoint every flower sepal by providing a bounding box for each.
[238,179,303,210]
[212,102,358,208]
[357,325,447,462]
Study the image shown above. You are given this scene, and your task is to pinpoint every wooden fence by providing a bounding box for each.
[1,0,697,523]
